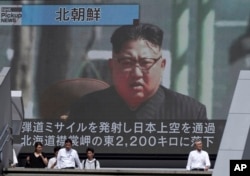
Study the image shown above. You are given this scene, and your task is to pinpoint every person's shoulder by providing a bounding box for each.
[30,153,36,157]
[95,159,100,165]
[160,86,205,106]
[189,150,197,154]
[82,86,113,97]
[201,150,209,154]
[58,148,64,151]
[58,148,65,153]
[93,158,100,165]
[73,86,114,103]
[161,86,195,100]
[69,87,115,119]
[71,148,79,153]
[42,152,47,157]
[93,158,98,161]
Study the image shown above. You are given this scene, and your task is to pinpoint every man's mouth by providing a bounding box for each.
[130,82,144,90]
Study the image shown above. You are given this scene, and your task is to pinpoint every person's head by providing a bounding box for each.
[86,147,95,160]
[64,138,72,151]
[34,141,43,153]
[109,23,166,108]
[194,139,203,151]
[53,146,61,157]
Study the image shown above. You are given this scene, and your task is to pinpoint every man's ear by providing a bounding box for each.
[161,58,166,69]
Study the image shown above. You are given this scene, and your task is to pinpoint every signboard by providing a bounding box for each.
[14,120,225,155]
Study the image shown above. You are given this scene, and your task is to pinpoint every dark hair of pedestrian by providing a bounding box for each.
[86,147,95,153]
[65,138,72,144]
[34,141,43,152]
[34,141,43,148]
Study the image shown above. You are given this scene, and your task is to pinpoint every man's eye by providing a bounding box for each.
[140,59,154,65]
[120,59,133,66]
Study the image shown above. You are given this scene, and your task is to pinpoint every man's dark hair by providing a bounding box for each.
[54,146,61,153]
[65,138,72,144]
[110,23,164,53]
[86,147,95,153]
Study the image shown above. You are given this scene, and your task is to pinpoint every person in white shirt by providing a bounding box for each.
[11,148,18,167]
[82,147,100,169]
[47,146,61,169]
[56,139,82,169]
[186,139,211,171]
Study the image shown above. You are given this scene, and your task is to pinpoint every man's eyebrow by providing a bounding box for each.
[117,55,161,60]
[117,56,135,60]
[141,55,162,59]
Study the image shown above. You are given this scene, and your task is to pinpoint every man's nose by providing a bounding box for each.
[131,64,144,77]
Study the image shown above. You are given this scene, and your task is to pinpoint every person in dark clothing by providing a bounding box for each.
[69,23,207,121]
[25,142,48,168]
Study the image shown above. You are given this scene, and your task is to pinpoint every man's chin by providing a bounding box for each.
[131,92,146,100]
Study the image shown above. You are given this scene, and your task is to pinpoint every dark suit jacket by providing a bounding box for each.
[69,85,207,121]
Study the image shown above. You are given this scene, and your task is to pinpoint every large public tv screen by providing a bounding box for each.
[1,0,249,156]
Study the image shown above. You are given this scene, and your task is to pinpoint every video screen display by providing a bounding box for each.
[1,0,250,156]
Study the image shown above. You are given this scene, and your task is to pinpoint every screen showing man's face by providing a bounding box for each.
[110,39,165,108]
